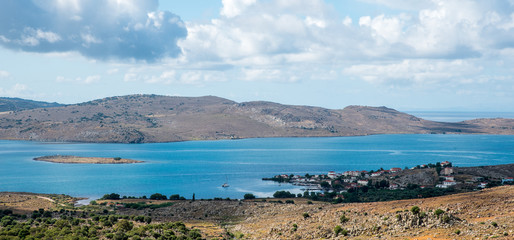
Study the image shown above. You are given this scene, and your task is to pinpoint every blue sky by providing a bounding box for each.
[1,0,514,111]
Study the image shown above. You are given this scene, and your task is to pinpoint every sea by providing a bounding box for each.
[1,134,514,200]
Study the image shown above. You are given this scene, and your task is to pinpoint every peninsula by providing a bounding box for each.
[33,155,143,164]
[1,94,514,143]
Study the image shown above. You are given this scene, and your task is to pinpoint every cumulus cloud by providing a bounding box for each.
[0,0,187,62]
[342,59,481,87]
[56,75,101,84]
[0,70,9,78]
[175,0,514,88]
[123,68,226,85]
[0,84,29,97]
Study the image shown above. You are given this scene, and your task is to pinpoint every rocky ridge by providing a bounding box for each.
[0,94,513,143]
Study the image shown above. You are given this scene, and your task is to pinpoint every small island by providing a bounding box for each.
[33,155,143,164]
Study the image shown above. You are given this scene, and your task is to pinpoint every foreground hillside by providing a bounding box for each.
[0,94,513,143]
[1,186,513,239]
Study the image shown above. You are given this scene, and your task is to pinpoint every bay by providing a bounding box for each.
[1,134,513,200]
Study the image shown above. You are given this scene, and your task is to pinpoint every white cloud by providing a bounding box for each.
[0,0,187,61]
[220,0,257,18]
[175,0,514,91]
[56,75,101,84]
[342,59,481,87]
[0,70,9,78]
[107,68,119,74]
[35,29,61,43]
[0,84,28,97]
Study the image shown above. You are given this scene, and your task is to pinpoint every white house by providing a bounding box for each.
[357,180,369,185]
[443,180,457,186]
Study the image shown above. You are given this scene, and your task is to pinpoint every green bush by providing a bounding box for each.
[243,193,256,199]
[302,213,310,219]
[334,225,342,236]
[434,208,444,217]
[410,206,420,215]
[334,225,348,236]
[273,191,296,198]
[101,193,120,200]
[340,214,349,223]
[149,193,167,200]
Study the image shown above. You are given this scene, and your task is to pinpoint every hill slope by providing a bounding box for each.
[0,97,63,112]
[0,94,513,143]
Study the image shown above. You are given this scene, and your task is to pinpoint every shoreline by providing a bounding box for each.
[2,132,514,144]
[33,155,143,164]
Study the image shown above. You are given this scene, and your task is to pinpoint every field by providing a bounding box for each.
[1,186,513,239]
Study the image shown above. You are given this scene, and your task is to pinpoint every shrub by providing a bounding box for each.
[149,193,167,200]
[303,213,310,219]
[307,201,313,205]
[434,209,444,217]
[273,191,296,198]
[340,214,349,223]
[455,229,461,235]
[491,222,498,227]
[102,193,120,200]
[334,225,342,236]
[243,193,256,200]
[334,225,348,236]
[410,206,420,215]
[113,157,121,161]
[169,194,181,200]
[442,215,450,223]
[285,200,295,204]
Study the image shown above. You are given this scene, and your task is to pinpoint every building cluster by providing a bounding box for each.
[270,166,407,191]
[267,160,513,193]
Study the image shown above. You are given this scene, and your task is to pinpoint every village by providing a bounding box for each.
[263,161,514,194]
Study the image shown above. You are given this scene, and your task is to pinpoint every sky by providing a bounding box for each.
[1,0,514,111]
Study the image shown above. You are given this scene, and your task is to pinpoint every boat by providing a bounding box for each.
[222,176,229,187]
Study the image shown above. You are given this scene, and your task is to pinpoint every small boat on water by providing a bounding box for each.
[222,176,229,187]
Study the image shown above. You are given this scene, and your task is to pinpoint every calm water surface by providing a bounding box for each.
[1,135,513,199]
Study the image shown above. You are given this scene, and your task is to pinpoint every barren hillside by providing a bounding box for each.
[0,94,513,143]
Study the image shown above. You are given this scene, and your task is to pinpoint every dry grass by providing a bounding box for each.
[0,192,73,214]
[33,155,143,164]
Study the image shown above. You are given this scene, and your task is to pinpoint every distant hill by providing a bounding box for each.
[0,94,513,143]
[0,97,63,112]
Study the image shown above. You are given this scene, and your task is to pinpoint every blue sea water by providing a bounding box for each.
[1,134,513,199]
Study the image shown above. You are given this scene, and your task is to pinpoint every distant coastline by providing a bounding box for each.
[33,155,143,164]
[2,95,514,143]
